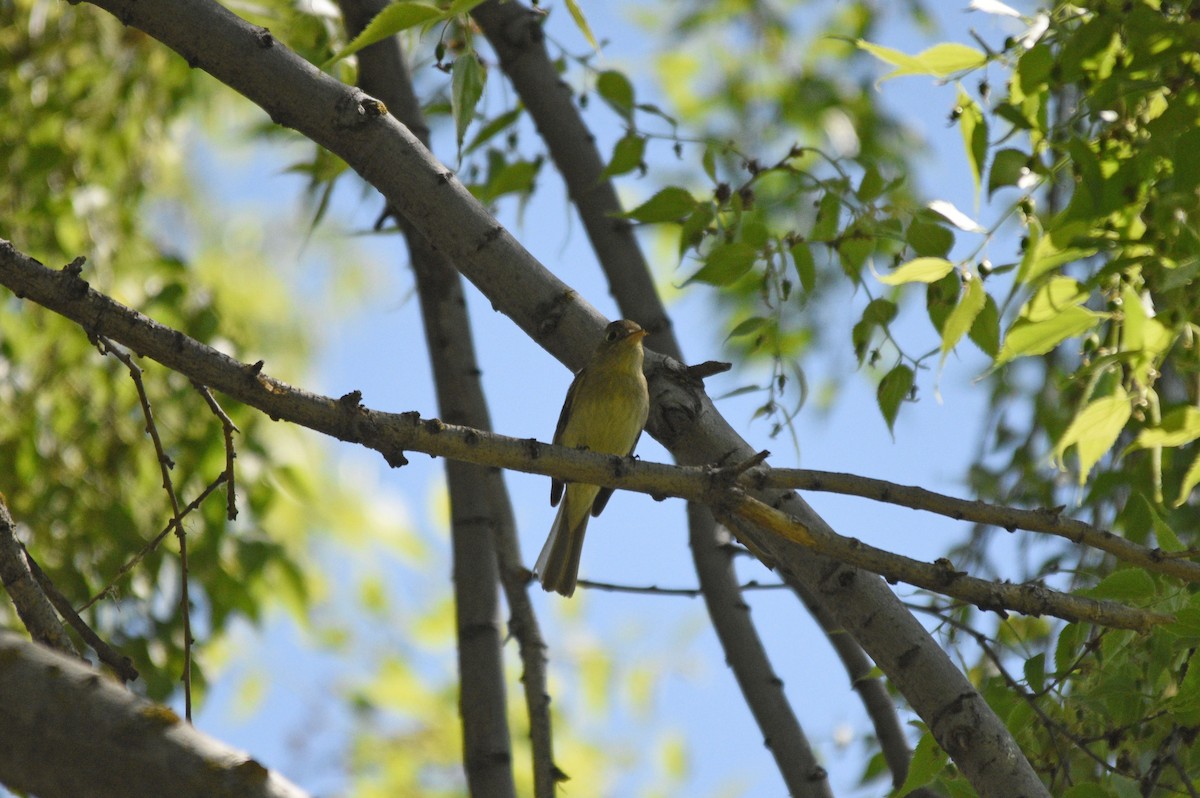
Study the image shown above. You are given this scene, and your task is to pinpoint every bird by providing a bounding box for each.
[535,319,650,597]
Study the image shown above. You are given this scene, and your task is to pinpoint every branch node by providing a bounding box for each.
[685,359,732,381]
[382,448,409,469]
[253,26,274,48]
[337,389,364,410]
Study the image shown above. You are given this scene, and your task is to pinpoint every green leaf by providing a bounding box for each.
[1174,449,1200,508]
[678,203,715,256]
[726,316,768,339]
[596,70,634,120]
[1166,607,1200,639]
[451,54,485,151]
[1053,387,1131,483]
[895,731,948,796]
[906,219,955,257]
[1018,221,1099,284]
[857,164,885,202]
[877,257,955,286]
[463,106,522,155]
[687,241,757,286]
[563,0,599,51]
[622,187,696,223]
[958,88,987,195]
[941,276,986,361]
[997,306,1102,364]
[1024,653,1046,694]
[877,364,914,433]
[601,132,646,178]
[809,191,841,241]
[969,293,1001,357]
[791,243,815,293]
[988,148,1031,196]
[1129,407,1200,450]
[702,143,720,183]
[858,41,987,81]
[324,3,444,67]
[1017,43,1054,96]
[1084,568,1154,602]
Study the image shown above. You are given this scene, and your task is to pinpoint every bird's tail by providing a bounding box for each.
[536,495,590,597]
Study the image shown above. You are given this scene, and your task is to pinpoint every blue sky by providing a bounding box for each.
[178,2,1043,796]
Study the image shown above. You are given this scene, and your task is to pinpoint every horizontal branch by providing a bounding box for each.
[0,241,1171,632]
[756,469,1200,584]
[0,632,310,798]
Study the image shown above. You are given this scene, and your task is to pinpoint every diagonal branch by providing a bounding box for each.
[0,496,76,655]
[0,631,311,798]
[472,4,830,793]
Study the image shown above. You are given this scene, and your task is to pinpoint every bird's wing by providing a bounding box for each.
[550,371,582,507]
[589,429,642,518]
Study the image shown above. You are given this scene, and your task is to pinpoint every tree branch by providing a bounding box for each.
[0,243,1170,638]
[757,468,1200,583]
[0,496,76,655]
[0,631,310,798]
[472,5,830,793]
[338,3,520,793]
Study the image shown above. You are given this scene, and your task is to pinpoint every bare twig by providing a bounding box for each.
[94,335,193,720]
[78,475,227,612]
[754,468,1200,584]
[192,381,239,521]
[22,549,140,683]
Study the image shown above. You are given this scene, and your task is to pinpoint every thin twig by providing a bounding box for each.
[78,474,227,612]
[576,577,788,596]
[752,468,1200,584]
[23,548,140,683]
[191,381,239,521]
[95,335,193,720]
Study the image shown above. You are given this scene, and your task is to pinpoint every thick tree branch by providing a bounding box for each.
[0,632,310,798]
[472,5,831,793]
[0,497,76,654]
[686,507,832,797]
[338,3,520,794]
[756,468,1200,583]
[47,1,1053,790]
[782,571,937,798]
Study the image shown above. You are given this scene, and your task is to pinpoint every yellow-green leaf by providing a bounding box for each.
[1084,568,1155,602]
[687,241,758,286]
[877,257,955,286]
[997,306,1102,364]
[324,3,444,67]
[1174,449,1200,508]
[877,364,914,433]
[1053,387,1131,483]
[958,88,987,195]
[859,40,987,81]
[941,276,987,360]
[451,54,485,151]
[1129,407,1200,450]
[622,187,696,223]
[564,0,599,51]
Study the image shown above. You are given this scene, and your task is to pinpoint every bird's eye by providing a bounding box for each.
[606,328,620,342]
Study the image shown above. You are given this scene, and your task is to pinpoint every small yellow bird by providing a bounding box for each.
[536,319,650,597]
